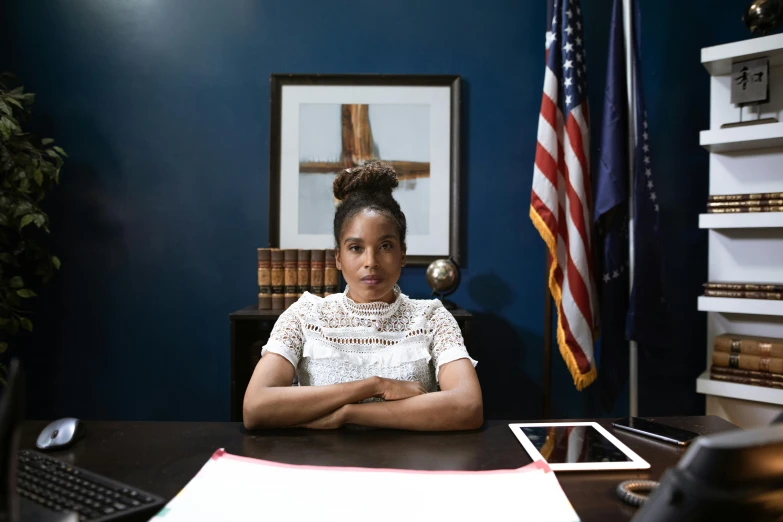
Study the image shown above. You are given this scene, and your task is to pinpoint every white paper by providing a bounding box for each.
[151,449,580,522]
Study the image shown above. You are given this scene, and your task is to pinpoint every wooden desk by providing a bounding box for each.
[20,416,736,522]
[229,305,473,422]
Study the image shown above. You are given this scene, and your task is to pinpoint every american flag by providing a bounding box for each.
[530,0,598,390]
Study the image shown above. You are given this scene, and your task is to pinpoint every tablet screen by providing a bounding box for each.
[520,425,631,463]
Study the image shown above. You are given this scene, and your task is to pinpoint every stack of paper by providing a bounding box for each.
[152,449,580,521]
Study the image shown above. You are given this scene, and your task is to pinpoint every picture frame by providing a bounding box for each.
[268,74,461,266]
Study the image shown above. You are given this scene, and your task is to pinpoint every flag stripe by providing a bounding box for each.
[530,0,597,390]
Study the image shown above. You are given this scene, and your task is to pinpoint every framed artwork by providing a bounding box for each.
[268,74,461,266]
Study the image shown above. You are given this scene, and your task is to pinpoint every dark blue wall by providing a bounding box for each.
[0,0,758,421]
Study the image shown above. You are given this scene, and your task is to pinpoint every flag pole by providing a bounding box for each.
[543,253,552,419]
[623,0,639,418]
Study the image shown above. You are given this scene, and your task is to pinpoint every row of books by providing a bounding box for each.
[702,282,783,300]
[710,333,783,390]
[706,191,783,213]
[257,248,341,311]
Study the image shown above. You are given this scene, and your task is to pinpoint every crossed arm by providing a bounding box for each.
[242,353,483,431]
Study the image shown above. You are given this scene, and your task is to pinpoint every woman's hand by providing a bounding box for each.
[294,406,347,430]
[376,378,427,401]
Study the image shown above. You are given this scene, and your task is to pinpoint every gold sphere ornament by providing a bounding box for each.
[425,257,461,309]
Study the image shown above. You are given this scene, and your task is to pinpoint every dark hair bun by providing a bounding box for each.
[333,161,399,201]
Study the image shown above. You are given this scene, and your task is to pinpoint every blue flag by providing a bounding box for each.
[594,0,669,410]
[594,0,630,410]
[625,0,669,347]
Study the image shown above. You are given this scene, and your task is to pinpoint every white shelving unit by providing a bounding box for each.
[700,122,783,153]
[699,35,783,428]
[698,296,783,316]
[699,213,783,229]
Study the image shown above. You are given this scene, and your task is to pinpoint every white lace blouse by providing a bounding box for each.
[260,285,478,394]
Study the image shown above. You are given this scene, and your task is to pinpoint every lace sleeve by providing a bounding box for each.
[429,304,478,381]
[260,301,306,369]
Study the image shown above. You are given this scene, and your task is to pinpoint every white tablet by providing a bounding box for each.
[508,422,651,471]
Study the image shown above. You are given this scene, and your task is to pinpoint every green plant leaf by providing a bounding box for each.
[0,253,15,265]
[0,100,10,116]
[53,146,67,157]
[51,256,61,269]
[19,214,33,229]
[14,201,31,217]
[0,342,7,353]
[9,276,23,288]
[33,169,43,185]
[20,318,32,332]
[5,97,22,109]
[41,138,54,145]
[33,213,45,228]
[16,289,36,298]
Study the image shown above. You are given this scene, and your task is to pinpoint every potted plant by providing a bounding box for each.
[0,73,65,384]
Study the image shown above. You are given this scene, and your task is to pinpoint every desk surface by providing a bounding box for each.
[21,416,736,522]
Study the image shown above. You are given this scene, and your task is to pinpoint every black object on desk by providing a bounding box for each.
[631,423,783,521]
[0,359,165,522]
[228,305,473,422]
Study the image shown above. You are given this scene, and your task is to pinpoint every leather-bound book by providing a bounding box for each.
[708,192,783,202]
[707,206,783,213]
[310,250,325,297]
[324,249,338,297]
[714,333,783,358]
[709,370,783,390]
[257,248,272,310]
[297,250,311,297]
[704,282,783,292]
[712,351,783,374]
[271,249,284,310]
[703,289,783,299]
[284,249,298,309]
[707,199,783,208]
[711,365,783,383]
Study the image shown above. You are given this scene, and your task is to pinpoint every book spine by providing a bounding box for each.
[310,250,325,297]
[271,249,284,310]
[703,289,783,299]
[710,365,783,382]
[706,199,783,208]
[710,372,783,389]
[297,250,311,297]
[707,206,783,213]
[712,351,783,374]
[284,249,298,309]
[704,282,783,292]
[714,336,783,358]
[708,192,783,202]
[257,248,272,310]
[324,249,338,296]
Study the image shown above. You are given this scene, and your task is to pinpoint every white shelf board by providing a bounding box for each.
[698,296,783,316]
[696,371,783,406]
[699,212,783,229]
[702,33,783,75]
[700,122,783,153]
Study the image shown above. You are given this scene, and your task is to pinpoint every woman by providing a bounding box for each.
[243,161,482,431]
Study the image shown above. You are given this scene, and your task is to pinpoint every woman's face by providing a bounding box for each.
[335,209,406,304]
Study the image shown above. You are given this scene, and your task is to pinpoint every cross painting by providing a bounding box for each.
[269,74,461,265]
[298,103,430,236]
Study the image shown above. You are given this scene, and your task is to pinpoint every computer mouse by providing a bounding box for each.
[35,417,85,451]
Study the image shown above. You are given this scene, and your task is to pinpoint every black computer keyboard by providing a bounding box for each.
[17,449,165,521]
